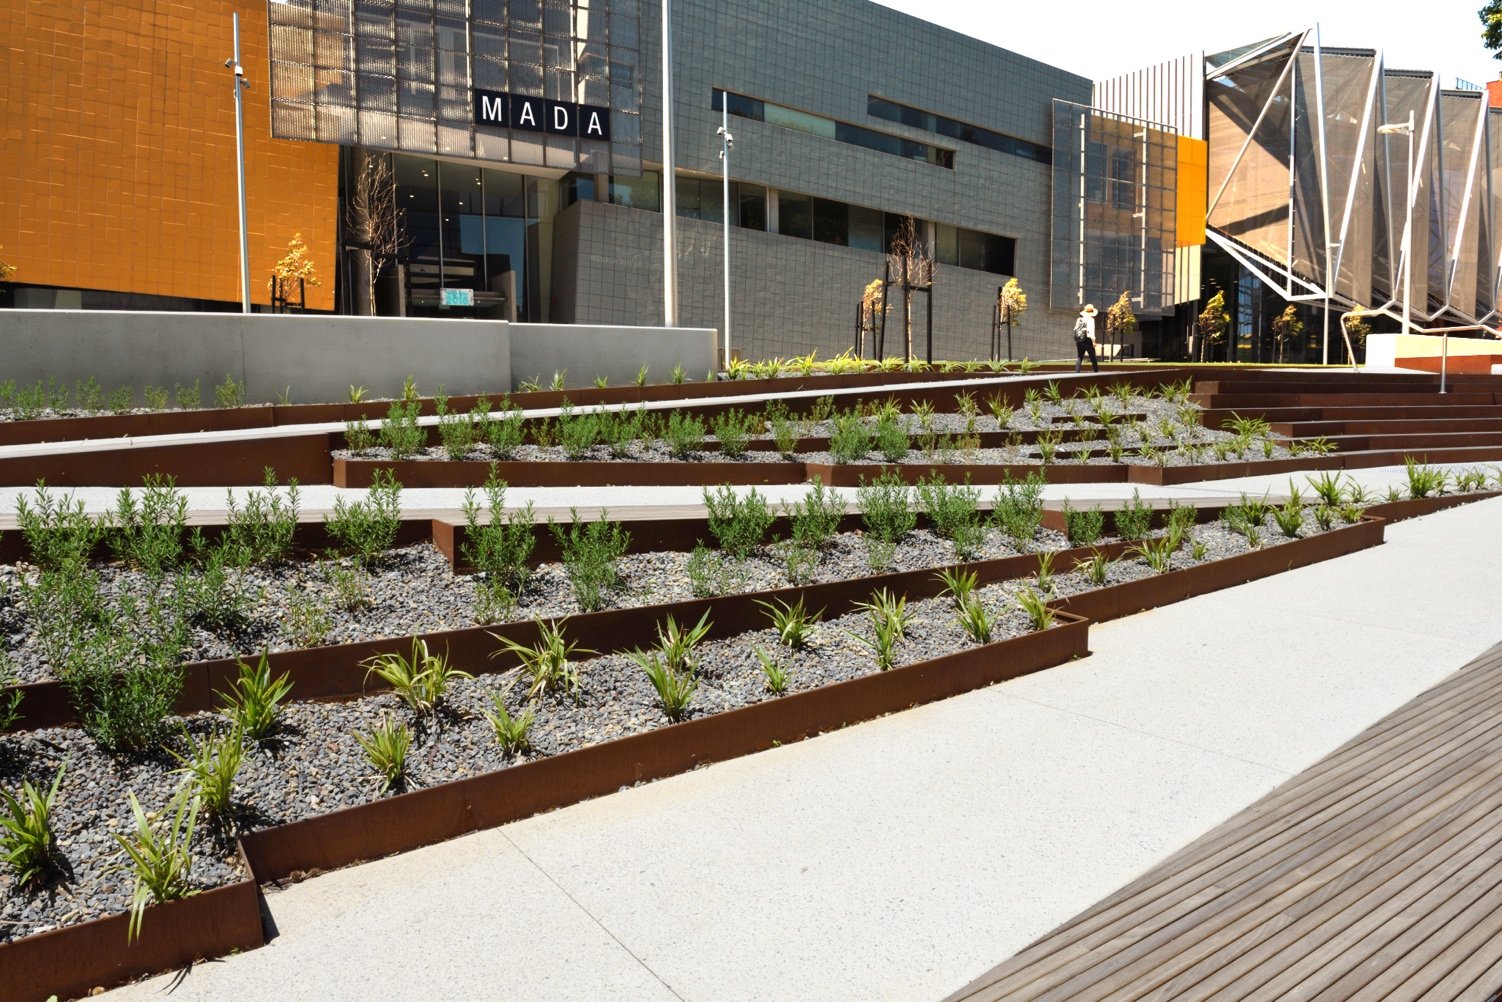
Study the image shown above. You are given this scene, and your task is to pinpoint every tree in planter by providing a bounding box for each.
[1198,290,1230,362]
[858,278,885,357]
[268,233,321,311]
[1105,290,1138,361]
[887,217,934,361]
[997,277,1027,361]
[1270,304,1304,363]
[347,152,408,316]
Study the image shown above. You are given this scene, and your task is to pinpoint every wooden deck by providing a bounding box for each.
[945,642,1502,1002]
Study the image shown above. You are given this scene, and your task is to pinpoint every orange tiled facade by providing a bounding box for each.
[0,0,337,309]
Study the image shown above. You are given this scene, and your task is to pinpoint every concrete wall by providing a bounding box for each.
[1366,332,1502,368]
[509,322,719,389]
[0,310,716,403]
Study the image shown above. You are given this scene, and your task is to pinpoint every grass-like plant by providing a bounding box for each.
[986,394,1014,429]
[756,596,822,649]
[704,485,774,561]
[1035,429,1062,464]
[355,716,412,792]
[1062,500,1105,547]
[116,789,199,943]
[1015,586,1056,631]
[1075,548,1113,586]
[1273,499,1304,538]
[992,471,1046,551]
[653,611,713,674]
[754,645,791,694]
[170,728,243,827]
[325,469,402,567]
[218,653,294,742]
[363,637,472,717]
[1314,505,1335,531]
[380,399,424,460]
[786,477,847,551]
[1130,535,1177,573]
[1404,458,1447,499]
[1114,489,1153,542]
[849,588,912,671]
[635,650,698,721]
[491,618,592,702]
[936,566,980,608]
[1190,539,1208,561]
[0,762,65,887]
[483,686,535,756]
[1035,550,1059,595]
[956,595,996,644]
[549,509,630,611]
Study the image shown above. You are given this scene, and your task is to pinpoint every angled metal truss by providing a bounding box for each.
[1205,27,1502,341]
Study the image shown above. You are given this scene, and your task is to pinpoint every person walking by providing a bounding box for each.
[1073,304,1100,373]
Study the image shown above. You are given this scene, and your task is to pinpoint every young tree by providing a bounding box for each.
[1342,312,1371,363]
[0,244,15,284]
[1482,0,1502,57]
[1198,290,1230,362]
[887,217,934,361]
[997,277,1027,360]
[1104,290,1138,360]
[1270,304,1305,363]
[268,233,321,310]
[347,152,408,316]
[859,278,885,355]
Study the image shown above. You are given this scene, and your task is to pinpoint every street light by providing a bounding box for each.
[661,0,678,327]
[717,104,734,370]
[226,13,252,314]
[1377,111,1440,391]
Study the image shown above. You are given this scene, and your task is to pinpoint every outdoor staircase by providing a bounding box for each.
[1192,374,1502,468]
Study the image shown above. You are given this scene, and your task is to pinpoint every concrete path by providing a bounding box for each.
[101,497,1502,1002]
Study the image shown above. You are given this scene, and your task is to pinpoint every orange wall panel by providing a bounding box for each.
[0,0,338,309]
[1176,135,1208,248]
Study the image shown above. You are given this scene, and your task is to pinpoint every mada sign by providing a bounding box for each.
[473,89,610,140]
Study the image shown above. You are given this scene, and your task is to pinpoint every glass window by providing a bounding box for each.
[560,172,595,208]
[735,182,766,231]
[812,198,848,245]
[848,204,884,251]
[610,170,660,211]
[484,168,526,217]
[764,102,837,139]
[934,223,959,265]
[779,192,813,239]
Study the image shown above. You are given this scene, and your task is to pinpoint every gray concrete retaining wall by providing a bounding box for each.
[0,310,716,403]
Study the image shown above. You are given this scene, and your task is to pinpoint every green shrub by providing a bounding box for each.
[435,391,478,460]
[662,411,706,458]
[224,468,300,566]
[991,472,1046,551]
[711,408,756,458]
[786,476,846,550]
[857,470,915,546]
[213,374,246,409]
[1115,489,1153,542]
[110,475,189,578]
[549,509,630,611]
[873,414,909,463]
[14,482,107,571]
[765,401,799,457]
[144,385,170,411]
[703,485,774,560]
[344,416,376,453]
[828,411,874,464]
[556,402,601,459]
[107,385,134,414]
[74,376,104,413]
[485,404,526,458]
[1062,500,1105,547]
[380,399,424,460]
[174,379,201,410]
[325,469,402,566]
[461,471,535,597]
[179,538,257,632]
[915,474,983,560]
[59,598,185,753]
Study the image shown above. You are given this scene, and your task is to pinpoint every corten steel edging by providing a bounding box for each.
[1045,517,1385,623]
[1127,456,1345,486]
[238,613,1089,884]
[0,407,278,448]
[332,457,810,489]
[806,461,1129,487]
[1362,491,1502,523]
[0,434,336,488]
[0,854,263,1002]
[1,537,1126,733]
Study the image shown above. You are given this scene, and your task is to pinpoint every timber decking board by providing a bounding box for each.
[944,642,1502,1002]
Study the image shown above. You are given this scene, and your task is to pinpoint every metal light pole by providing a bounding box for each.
[227,13,252,314]
[1379,112,1424,388]
[717,104,734,370]
[660,0,678,327]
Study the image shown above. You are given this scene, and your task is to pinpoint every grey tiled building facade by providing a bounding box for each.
[553,0,1094,360]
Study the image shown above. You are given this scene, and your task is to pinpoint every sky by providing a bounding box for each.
[871,0,1502,90]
